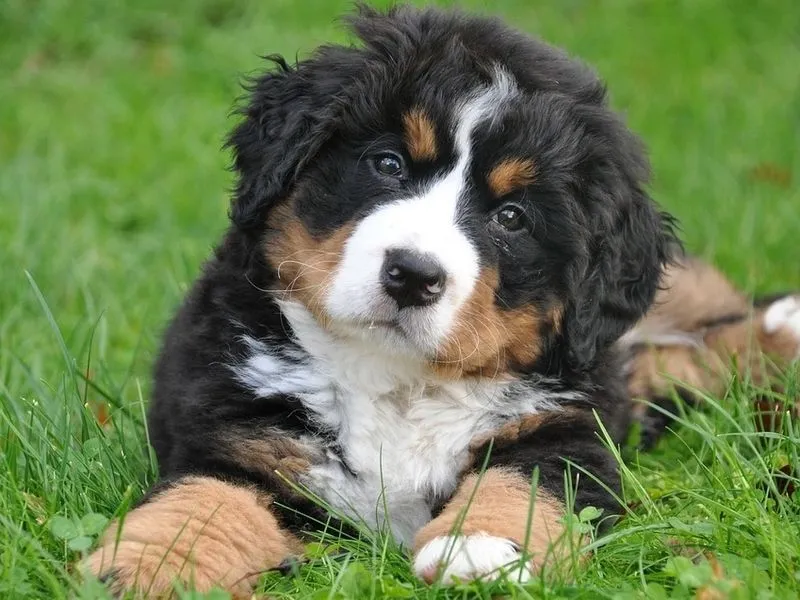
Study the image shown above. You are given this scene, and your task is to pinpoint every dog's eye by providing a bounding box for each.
[492,204,527,232]
[374,153,405,178]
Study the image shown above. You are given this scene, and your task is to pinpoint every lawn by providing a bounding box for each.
[1,0,799,597]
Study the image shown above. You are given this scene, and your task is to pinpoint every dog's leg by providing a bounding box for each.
[629,297,800,398]
[84,476,303,598]
[413,469,567,585]
[705,295,800,375]
[628,306,800,446]
[413,410,616,585]
[624,257,799,445]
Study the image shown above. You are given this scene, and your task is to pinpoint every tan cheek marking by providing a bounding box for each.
[266,202,353,325]
[414,469,571,573]
[503,308,543,366]
[402,108,438,162]
[432,268,542,378]
[84,477,303,598]
[487,158,536,198]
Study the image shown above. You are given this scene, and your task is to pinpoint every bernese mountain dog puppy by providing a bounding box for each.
[85,5,800,596]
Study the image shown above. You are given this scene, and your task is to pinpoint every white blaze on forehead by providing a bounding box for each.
[324,69,517,354]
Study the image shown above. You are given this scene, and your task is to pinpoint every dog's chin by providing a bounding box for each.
[327,310,446,360]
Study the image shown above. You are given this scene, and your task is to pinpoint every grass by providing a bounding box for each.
[1,0,799,597]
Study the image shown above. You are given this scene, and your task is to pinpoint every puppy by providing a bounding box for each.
[85,5,800,596]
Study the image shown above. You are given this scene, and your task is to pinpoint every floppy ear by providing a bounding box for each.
[565,173,679,370]
[226,52,356,232]
[226,4,447,233]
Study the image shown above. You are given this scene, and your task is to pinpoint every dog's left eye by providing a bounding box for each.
[492,204,527,232]
[374,153,406,178]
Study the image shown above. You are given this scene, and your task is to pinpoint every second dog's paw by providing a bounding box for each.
[413,534,532,585]
[764,296,800,357]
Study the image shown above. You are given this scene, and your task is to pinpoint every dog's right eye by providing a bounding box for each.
[374,153,406,179]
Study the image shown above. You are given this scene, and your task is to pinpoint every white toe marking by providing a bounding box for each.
[414,534,532,585]
[763,296,800,344]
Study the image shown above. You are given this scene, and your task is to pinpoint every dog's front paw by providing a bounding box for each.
[413,534,532,585]
[82,477,304,598]
[84,538,235,598]
[84,540,178,598]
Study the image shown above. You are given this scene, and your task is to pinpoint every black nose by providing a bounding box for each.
[381,249,447,308]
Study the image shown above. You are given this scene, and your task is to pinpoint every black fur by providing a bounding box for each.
[635,388,698,450]
[148,4,677,537]
[471,411,620,519]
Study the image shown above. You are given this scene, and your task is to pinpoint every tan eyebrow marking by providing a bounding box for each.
[402,108,438,162]
[487,158,536,197]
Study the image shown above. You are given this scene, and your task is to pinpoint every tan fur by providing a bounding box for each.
[628,344,728,400]
[487,158,536,198]
[471,414,548,449]
[705,307,800,365]
[414,469,568,573]
[549,304,565,334]
[628,258,799,400]
[644,257,749,333]
[266,201,352,325]
[220,430,322,481]
[268,201,559,379]
[84,477,302,599]
[402,108,438,162]
[468,409,582,458]
[432,268,543,377]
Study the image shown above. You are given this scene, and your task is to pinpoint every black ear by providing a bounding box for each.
[564,123,680,369]
[225,4,447,233]
[226,52,356,232]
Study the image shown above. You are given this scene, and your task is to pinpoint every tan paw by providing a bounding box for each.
[84,536,257,598]
[83,477,303,598]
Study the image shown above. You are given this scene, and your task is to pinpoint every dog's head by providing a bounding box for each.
[228,5,677,377]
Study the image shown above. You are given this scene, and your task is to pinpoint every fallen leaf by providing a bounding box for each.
[747,162,792,188]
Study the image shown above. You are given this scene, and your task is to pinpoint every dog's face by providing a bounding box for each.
[229,6,676,377]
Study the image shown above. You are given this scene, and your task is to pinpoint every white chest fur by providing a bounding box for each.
[302,376,505,545]
[232,302,564,546]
